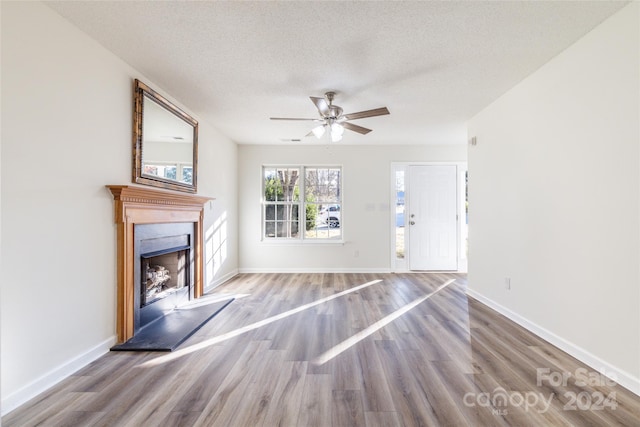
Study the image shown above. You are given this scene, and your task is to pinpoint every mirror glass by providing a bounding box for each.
[134,79,198,193]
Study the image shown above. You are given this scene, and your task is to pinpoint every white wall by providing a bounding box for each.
[467,3,639,393]
[238,144,466,272]
[200,119,239,291]
[0,2,238,413]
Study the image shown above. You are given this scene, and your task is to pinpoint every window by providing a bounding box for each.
[304,167,342,239]
[395,169,405,259]
[263,166,342,241]
[263,167,300,238]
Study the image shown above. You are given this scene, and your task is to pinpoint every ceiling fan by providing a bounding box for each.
[270,91,390,142]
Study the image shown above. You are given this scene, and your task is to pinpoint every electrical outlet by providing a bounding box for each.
[354,250,359,258]
[505,277,511,290]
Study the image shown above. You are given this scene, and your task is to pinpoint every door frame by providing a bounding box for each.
[389,162,468,273]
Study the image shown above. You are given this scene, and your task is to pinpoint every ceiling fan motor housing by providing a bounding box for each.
[324,92,342,118]
[327,105,343,119]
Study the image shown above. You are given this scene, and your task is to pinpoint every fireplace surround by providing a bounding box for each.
[107,185,212,343]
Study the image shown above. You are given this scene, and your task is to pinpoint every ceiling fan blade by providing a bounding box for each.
[342,122,372,135]
[343,107,390,121]
[310,96,330,117]
[270,117,323,121]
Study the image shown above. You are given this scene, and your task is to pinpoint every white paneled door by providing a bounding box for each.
[408,165,458,270]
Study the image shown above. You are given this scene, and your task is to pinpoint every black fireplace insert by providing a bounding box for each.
[134,222,195,332]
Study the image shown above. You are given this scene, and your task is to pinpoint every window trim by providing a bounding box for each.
[262,164,344,244]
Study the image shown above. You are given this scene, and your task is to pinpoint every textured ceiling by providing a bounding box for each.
[48,1,627,146]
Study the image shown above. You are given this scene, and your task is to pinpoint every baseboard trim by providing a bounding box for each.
[204,268,239,293]
[1,335,117,416]
[465,288,640,396]
[238,267,392,274]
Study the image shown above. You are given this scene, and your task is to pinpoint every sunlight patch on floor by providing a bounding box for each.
[177,293,249,311]
[312,278,456,366]
[138,279,383,368]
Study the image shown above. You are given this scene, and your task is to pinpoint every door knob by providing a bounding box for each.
[410,221,415,225]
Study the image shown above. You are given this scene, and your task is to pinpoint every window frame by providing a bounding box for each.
[262,165,343,244]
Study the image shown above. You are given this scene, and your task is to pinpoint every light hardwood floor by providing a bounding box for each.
[4,273,639,426]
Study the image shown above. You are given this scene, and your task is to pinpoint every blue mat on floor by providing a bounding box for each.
[111,297,233,352]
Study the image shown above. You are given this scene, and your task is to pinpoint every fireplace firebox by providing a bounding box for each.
[142,249,188,306]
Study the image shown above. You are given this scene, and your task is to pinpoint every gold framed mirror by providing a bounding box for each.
[133,79,198,193]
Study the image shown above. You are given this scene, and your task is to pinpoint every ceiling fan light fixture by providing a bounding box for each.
[330,123,344,142]
[311,124,326,139]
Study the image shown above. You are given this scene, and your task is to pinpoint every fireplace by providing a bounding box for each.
[134,222,194,332]
[142,249,188,307]
[107,185,212,343]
